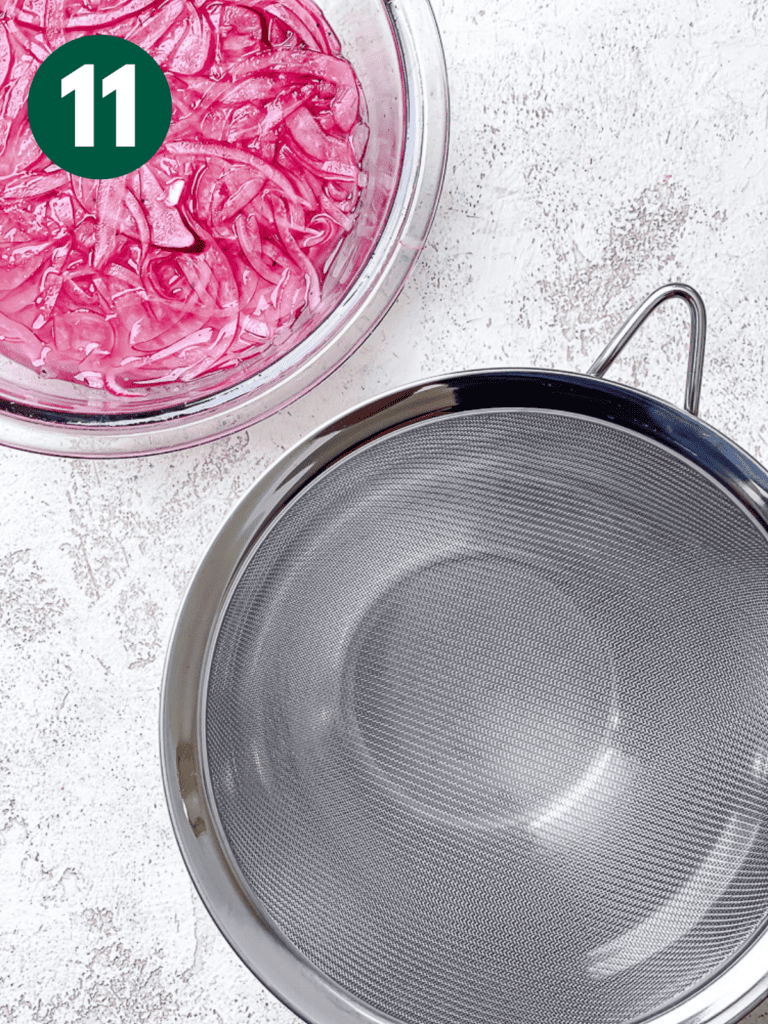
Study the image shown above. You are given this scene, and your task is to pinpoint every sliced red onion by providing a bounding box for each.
[0,0,368,394]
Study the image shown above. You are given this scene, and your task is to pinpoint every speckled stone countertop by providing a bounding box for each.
[2,0,768,1021]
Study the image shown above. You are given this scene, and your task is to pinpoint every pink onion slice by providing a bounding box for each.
[0,0,369,395]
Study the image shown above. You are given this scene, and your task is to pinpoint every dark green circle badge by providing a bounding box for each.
[28,35,172,179]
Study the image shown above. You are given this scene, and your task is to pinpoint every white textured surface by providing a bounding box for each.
[2,0,768,1021]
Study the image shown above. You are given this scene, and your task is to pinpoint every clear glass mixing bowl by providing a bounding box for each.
[0,0,448,457]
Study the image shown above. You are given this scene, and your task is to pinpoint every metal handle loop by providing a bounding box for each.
[586,283,706,417]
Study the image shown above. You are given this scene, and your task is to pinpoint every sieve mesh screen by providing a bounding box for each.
[206,409,768,1024]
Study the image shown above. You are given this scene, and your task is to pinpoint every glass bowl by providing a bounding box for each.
[0,0,448,457]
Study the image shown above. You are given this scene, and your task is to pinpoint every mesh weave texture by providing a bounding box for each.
[206,409,768,1024]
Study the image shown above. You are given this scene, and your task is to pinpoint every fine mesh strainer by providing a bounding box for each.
[161,284,768,1024]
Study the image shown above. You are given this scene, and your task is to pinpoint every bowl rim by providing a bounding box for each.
[160,365,768,1024]
[0,0,450,458]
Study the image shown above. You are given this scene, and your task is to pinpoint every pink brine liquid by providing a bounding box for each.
[0,0,369,394]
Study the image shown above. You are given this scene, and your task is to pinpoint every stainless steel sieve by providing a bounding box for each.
[161,283,768,1024]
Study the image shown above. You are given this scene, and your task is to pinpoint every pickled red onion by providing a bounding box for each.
[0,0,369,394]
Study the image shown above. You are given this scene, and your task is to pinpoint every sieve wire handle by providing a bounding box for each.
[586,283,706,417]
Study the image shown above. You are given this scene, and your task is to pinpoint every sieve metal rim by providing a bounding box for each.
[161,356,768,1024]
